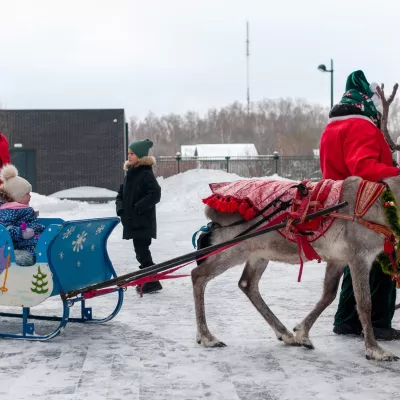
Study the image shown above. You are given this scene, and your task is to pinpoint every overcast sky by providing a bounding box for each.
[1,0,399,120]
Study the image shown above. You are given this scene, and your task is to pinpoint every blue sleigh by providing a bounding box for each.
[0,217,124,340]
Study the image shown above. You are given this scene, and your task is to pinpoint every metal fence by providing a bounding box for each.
[153,156,322,182]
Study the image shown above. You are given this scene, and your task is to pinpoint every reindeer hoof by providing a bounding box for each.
[212,342,227,348]
[292,327,314,349]
[292,337,314,349]
[366,354,399,361]
[300,341,315,350]
[196,335,226,348]
[277,333,299,346]
[366,348,399,361]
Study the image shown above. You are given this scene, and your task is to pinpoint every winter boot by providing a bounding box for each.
[333,323,362,336]
[136,262,163,294]
[136,280,163,294]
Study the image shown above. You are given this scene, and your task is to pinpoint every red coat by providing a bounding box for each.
[0,133,10,184]
[319,116,399,181]
[0,133,10,169]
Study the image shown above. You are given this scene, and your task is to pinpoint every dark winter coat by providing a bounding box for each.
[115,156,161,240]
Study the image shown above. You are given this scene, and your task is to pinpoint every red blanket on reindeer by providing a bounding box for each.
[203,179,344,241]
[202,178,384,280]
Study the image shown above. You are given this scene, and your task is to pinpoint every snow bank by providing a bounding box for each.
[156,169,288,214]
[50,186,117,198]
[30,192,89,214]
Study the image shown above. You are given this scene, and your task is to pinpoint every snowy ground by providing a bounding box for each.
[1,169,400,400]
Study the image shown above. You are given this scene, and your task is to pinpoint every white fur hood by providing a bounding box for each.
[123,156,156,171]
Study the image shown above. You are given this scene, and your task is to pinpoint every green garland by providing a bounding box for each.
[375,188,400,276]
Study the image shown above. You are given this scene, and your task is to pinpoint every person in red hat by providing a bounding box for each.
[0,133,11,183]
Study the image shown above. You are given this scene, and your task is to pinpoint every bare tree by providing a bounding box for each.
[126,98,336,156]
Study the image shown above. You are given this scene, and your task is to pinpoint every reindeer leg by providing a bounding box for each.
[238,258,298,346]
[293,261,345,349]
[191,260,232,348]
[349,257,399,361]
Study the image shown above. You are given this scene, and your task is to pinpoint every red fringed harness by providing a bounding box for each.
[203,179,399,282]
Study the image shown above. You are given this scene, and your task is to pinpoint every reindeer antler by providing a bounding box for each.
[376,83,400,151]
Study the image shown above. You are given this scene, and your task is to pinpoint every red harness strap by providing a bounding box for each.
[294,235,321,282]
[285,181,333,281]
[286,179,390,283]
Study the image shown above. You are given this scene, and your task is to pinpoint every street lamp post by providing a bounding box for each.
[273,151,280,175]
[318,59,334,108]
[225,156,231,173]
[176,152,182,174]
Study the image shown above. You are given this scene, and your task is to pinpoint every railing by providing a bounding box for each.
[153,155,322,182]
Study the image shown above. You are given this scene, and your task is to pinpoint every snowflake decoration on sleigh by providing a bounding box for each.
[95,225,105,235]
[72,232,87,252]
[63,226,76,239]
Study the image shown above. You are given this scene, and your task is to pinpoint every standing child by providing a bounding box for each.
[116,139,162,293]
[0,164,45,266]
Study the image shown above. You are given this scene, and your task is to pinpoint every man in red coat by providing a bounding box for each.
[320,70,400,340]
[0,132,10,183]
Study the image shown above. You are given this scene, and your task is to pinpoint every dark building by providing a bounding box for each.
[0,109,126,195]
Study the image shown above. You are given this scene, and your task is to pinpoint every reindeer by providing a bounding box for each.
[191,84,400,362]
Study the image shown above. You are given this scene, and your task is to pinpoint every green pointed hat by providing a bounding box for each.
[340,70,381,127]
[345,70,374,98]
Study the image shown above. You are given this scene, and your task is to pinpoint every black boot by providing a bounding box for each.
[136,262,163,294]
[334,324,400,341]
[136,280,163,294]
[371,327,400,341]
[333,323,362,336]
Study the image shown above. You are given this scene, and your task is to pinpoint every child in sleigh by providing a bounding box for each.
[0,165,44,266]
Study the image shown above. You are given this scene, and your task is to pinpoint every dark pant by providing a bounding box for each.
[334,263,397,329]
[133,238,153,268]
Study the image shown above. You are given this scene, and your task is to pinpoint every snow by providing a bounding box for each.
[31,192,90,214]
[50,186,118,198]
[1,169,400,399]
[181,144,259,157]
[180,144,197,157]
